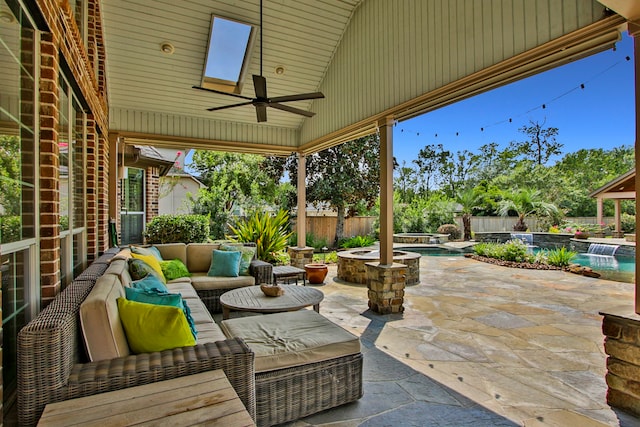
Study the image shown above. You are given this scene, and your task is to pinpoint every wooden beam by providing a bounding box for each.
[379,117,394,266]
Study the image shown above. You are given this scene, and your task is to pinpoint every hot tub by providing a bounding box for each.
[337,249,421,285]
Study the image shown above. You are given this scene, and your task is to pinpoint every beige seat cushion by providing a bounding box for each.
[221,310,361,373]
[195,322,228,343]
[80,274,130,361]
[190,273,254,290]
[165,281,200,299]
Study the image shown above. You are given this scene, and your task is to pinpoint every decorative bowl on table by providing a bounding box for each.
[260,284,284,297]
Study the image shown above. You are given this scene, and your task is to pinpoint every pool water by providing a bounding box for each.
[403,246,635,282]
[571,253,635,283]
[400,247,467,257]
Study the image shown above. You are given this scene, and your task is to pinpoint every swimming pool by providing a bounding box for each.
[402,245,635,282]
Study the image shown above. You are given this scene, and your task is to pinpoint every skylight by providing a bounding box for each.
[202,15,255,93]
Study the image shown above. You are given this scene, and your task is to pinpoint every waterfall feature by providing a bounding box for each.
[510,233,533,246]
[587,243,620,256]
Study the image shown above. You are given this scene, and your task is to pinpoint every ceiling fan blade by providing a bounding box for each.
[268,102,315,117]
[193,86,254,101]
[207,101,254,112]
[253,75,267,99]
[269,92,325,103]
[256,104,267,122]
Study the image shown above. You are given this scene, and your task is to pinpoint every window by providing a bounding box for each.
[120,168,145,245]
[201,15,255,94]
[0,0,38,412]
[58,74,86,287]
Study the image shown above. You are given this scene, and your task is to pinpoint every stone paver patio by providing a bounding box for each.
[286,254,640,426]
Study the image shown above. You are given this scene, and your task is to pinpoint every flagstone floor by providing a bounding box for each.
[284,255,640,427]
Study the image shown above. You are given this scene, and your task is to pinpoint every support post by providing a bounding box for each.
[635,23,640,314]
[297,153,306,248]
[379,117,394,265]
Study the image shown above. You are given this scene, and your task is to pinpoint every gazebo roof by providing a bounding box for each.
[589,168,636,199]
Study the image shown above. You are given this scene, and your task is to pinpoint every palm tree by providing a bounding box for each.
[497,188,559,232]
[456,188,482,240]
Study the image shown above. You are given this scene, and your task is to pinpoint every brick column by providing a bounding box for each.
[287,246,313,269]
[145,166,159,224]
[366,262,406,314]
[39,32,61,306]
[601,311,640,416]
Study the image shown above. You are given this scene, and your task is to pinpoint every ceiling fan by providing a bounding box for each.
[192,0,324,123]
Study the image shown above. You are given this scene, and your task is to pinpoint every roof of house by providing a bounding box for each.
[588,168,636,199]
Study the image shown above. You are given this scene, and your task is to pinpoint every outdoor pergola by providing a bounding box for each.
[590,168,636,237]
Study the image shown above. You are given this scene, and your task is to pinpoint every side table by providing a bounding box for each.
[272,265,307,285]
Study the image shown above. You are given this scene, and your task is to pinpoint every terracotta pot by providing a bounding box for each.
[305,263,328,284]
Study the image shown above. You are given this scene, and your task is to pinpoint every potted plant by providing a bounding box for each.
[305,263,328,284]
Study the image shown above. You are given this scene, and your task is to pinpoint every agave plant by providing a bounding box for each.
[228,209,293,263]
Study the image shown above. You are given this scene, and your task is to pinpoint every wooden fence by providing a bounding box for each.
[297,215,613,245]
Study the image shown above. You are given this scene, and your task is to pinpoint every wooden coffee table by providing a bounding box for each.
[220,285,324,320]
[37,370,255,426]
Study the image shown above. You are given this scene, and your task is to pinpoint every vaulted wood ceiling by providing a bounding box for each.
[102,0,629,155]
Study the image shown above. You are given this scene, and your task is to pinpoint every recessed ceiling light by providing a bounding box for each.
[160,42,175,54]
[275,66,285,75]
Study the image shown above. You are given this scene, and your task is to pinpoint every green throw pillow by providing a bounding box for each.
[207,249,241,277]
[128,258,165,283]
[131,253,166,283]
[131,274,169,294]
[124,287,197,339]
[220,244,255,276]
[130,245,163,262]
[117,298,196,353]
[160,259,191,281]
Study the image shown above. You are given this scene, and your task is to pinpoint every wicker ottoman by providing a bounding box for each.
[221,310,363,427]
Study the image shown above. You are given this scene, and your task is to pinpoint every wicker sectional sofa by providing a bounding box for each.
[17,248,363,427]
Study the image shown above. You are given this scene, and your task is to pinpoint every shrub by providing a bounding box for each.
[621,213,636,233]
[0,215,21,244]
[437,224,461,240]
[473,240,532,263]
[228,209,293,263]
[339,235,376,249]
[143,214,210,244]
[288,231,329,251]
[544,247,577,267]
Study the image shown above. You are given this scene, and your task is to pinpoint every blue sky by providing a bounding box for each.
[392,32,635,168]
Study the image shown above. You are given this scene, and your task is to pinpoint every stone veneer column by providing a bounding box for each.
[366,262,406,314]
[287,246,314,270]
[601,311,640,416]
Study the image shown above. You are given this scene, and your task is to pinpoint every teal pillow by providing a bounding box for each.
[117,298,196,353]
[160,259,191,281]
[221,244,256,276]
[128,258,164,282]
[124,287,197,339]
[207,249,241,277]
[130,245,163,262]
[131,274,169,293]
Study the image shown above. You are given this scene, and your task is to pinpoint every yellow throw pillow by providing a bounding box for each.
[131,252,166,283]
[117,298,195,353]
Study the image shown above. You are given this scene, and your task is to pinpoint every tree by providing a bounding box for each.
[394,160,418,203]
[413,143,448,197]
[511,120,562,165]
[497,188,560,231]
[188,151,279,238]
[265,135,380,246]
[456,187,482,240]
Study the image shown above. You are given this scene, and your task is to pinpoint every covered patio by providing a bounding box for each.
[3,0,640,425]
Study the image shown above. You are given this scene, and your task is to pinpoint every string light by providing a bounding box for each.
[394,54,630,139]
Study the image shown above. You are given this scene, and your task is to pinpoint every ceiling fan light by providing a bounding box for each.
[160,42,175,54]
[275,66,285,75]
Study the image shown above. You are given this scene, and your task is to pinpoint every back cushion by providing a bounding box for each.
[154,243,187,264]
[80,274,131,361]
[186,243,220,273]
[104,259,133,287]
